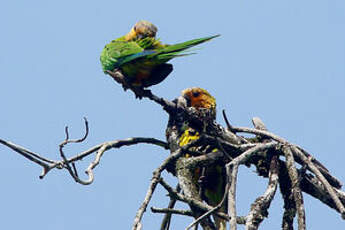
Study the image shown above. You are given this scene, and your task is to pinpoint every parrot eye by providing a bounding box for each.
[133,26,137,31]
[192,91,200,97]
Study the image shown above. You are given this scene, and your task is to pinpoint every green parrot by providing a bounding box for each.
[100,20,219,88]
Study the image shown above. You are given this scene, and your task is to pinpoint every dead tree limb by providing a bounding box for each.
[227,142,278,230]
[151,207,194,217]
[282,145,306,230]
[291,146,345,219]
[0,118,169,185]
[1,87,345,230]
[159,184,181,230]
[245,156,279,230]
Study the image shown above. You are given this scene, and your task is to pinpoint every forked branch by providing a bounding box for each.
[1,92,345,230]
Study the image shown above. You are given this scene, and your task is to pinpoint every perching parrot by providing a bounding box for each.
[100,20,219,88]
[166,87,227,230]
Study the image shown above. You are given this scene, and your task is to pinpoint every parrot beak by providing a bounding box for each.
[125,28,138,41]
[136,34,145,40]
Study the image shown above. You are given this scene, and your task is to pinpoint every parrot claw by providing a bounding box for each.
[122,84,129,91]
[131,87,151,99]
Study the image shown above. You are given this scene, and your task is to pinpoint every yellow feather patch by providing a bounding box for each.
[179,129,200,147]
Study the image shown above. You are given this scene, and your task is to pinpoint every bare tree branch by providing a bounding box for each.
[132,149,183,230]
[106,69,176,112]
[300,172,345,212]
[160,184,181,230]
[1,129,169,184]
[279,162,296,230]
[185,180,231,230]
[132,137,209,230]
[227,142,278,230]
[151,207,194,217]
[2,90,345,230]
[59,117,90,184]
[245,156,279,230]
[0,138,53,170]
[282,145,306,230]
[158,178,232,222]
[231,125,342,188]
[291,146,345,219]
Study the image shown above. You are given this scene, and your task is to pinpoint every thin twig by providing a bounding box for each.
[231,126,288,143]
[72,162,79,178]
[222,109,234,131]
[227,162,238,230]
[216,137,233,160]
[132,137,217,230]
[300,172,345,213]
[279,161,296,230]
[59,118,92,184]
[282,145,306,230]
[186,181,231,230]
[132,143,195,230]
[1,134,169,183]
[183,137,240,230]
[231,125,342,189]
[175,153,217,229]
[227,142,277,230]
[151,207,194,217]
[296,146,342,189]
[245,156,279,230]
[67,137,168,163]
[158,178,232,222]
[61,117,89,146]
[160,185,181,230]
[222,110,249,143]
[291,146,345,219]
[0,138,53,168]
[48,137,168,181]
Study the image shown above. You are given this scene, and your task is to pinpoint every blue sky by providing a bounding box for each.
[1,0,345,229]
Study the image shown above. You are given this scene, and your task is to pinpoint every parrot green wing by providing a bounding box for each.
[100,40,142,72]
[140,34,220,64]
[150,34,220,60]
[100,37,161,72]
[119,34,220,67]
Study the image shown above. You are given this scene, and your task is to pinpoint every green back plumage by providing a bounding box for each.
[100,37,159,72]
[100,34,220,76]
[100,41,140,72]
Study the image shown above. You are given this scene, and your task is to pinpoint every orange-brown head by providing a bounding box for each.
[181,87,216,111]
[125,20,158,41]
